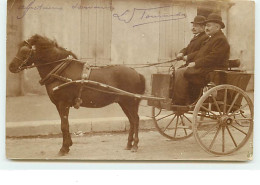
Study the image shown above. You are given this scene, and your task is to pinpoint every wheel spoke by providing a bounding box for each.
[222,126,225,152]
[226,125,238,147]
[173,116,179,138]
[201,106,217,116]
[209,125,221,150]
[234,118,252,121]
[227,92,240,115]
[162,114,177,132]
[180,116,188,136]
[199,123,218,139]
[234,117,252,127]
[230,124,247,135]
[223,88,227,114]
[228,104,249,117]
[183,114,192,123]
[212,95,222,115]
[157,113,175,121]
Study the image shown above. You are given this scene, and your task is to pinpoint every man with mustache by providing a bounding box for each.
[176,15,208,67]
[173,13,230,105]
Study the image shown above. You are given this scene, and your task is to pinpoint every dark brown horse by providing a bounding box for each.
[9,34,145,155]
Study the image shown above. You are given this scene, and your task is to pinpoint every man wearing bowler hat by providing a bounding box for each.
[173,13,230,105]
[176,15,208,66]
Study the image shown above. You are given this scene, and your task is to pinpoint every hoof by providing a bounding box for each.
[58,148,70,156]
[131,146,138,152]
[125,145,132,150]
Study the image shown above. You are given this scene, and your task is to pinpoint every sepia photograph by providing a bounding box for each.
[6,0,255,161]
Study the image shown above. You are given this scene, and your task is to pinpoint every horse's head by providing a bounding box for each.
[9,40,35,73]
[9,34,78,74]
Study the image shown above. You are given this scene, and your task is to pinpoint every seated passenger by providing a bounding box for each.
[173,13,230,105]
[177,15,208,67]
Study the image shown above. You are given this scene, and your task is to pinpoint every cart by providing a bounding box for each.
[148,59,253,156]
[53,59,254,156]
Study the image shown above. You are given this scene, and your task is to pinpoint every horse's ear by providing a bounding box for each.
[53,38,59,47]
[28,34,41,46]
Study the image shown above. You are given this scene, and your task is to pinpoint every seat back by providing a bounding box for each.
[208,70,251,111]
[228,59,240,69]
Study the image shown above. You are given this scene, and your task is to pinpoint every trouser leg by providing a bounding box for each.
[173,67,190,105]
[189,85,201,103]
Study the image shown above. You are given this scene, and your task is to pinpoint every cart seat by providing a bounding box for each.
[208,59,250,89]
[227,59,240,69]
[208,59,251,86]
[207,60,252,110]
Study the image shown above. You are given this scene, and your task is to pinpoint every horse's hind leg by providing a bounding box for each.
[119,103,134,150]
[131,111,140,152]
[119,100,140,152]
[56,101,72,155]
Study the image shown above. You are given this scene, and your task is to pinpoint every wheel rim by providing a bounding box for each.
[152,106,193,140]
[193,85,253,156]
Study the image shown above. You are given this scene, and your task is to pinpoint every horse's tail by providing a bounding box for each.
[138,74,146,95]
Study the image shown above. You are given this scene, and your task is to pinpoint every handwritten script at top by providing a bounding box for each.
[16,0,186,27]
[17,0,63,19]
[71,1,114,11]
[113,6,186,27]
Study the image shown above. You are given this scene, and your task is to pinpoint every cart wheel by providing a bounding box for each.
[152,107,193,140]
[193,84,253,155]
[234,110,250,127]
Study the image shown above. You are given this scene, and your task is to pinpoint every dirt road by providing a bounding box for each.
[6,130,252,161]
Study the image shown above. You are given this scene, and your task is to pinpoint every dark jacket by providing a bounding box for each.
[184,30,230,86]
[180,32,208,63]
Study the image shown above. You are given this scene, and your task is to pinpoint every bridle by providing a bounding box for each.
[14,40,75,71]
[15,40,34,71]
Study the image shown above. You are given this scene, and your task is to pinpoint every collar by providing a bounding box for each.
[194,32,205,37]
[208,30,223,38]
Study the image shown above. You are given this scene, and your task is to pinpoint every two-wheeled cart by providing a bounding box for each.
[53,59,253,156]
[148,60,253,156]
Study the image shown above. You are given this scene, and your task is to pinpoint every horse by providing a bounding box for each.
[9,34,145,155]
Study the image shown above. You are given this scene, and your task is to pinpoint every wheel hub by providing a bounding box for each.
[219,115,233,126]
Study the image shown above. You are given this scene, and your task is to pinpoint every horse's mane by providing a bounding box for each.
[26,34,78,59]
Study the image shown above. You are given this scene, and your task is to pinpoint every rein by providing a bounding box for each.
[131,59,177,68]
[20,56,84,70]
[22,57,177,70]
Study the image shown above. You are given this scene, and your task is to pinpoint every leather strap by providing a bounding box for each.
[73,63,92,109]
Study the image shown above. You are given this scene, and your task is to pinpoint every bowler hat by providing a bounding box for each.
[204,13,225,28]
[191,15,206,24]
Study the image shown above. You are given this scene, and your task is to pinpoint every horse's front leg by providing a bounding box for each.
[56,101,72,155]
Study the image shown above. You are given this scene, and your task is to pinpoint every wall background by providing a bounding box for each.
[6,0,255,96]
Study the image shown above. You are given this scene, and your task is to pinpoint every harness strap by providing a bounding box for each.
[50,74,73,83]
[73,63,92,109]
[39,59,72,85]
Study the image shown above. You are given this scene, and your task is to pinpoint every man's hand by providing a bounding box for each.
[183,55,188,61]
[176,53,184,60]
[187,62,195,67]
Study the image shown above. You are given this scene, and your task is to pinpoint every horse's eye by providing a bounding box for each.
[20,46,30,54]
